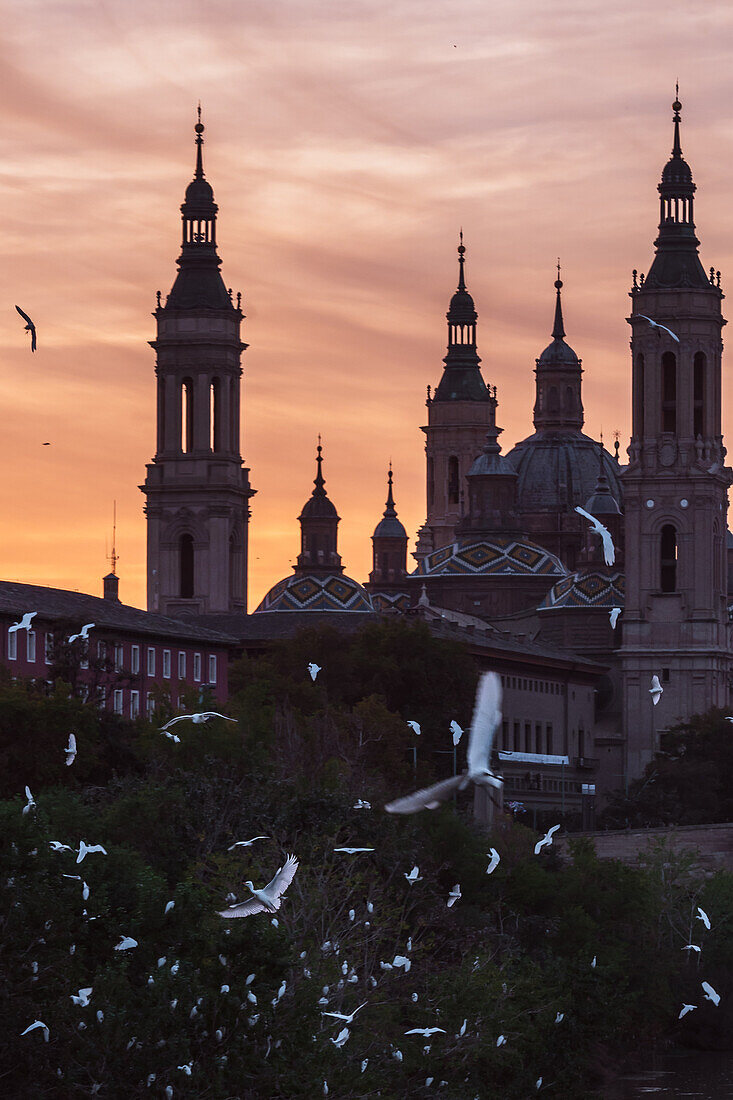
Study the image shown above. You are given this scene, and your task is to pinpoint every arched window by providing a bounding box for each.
[694,352,705,439]
[660,524,677,592]
[564,386,575,413]
[180,534,194,598]
[637,353,645,436]
[210,378,221,452]
[447,456,460,505]
[548,386,559,414]
[181,378,194,453]
[662,352,676,433]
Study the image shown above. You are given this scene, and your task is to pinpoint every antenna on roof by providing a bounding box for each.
[108,501,119,575]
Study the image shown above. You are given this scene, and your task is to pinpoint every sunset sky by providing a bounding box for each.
[2,0,733,611]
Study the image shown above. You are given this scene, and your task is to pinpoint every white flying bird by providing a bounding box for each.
[334,847,374,855]
[218,853,299,918]
[393,955,412,972]
[352,799,371,810]
[457,1019,467,1038]
[450,720,463,746]
[307,663,321,681]
[164,900,175,915]
[702,980,720,1007]
[609,607,622,629]
[160,712,236,730]
[682,944,701,954]
[9,611,36,634]
[404,865,422,885]
[496,1034,506,1047]
[20,1020,49,1041]
[68,623,94,644]
[696,907,711,931]
[70,987,92,1006]
[678,1004,697,1019]
[554,1012,564,1024]
[76,841,107,864]
[160,730,181,743]
[322,1002,367,1025]
[534,824,561,855]
[115,936,138,951]
[574,506,615,566]
[49,841,72,852]
[407,720,421,735]
[330,1027,350,1048]
[405,1027,446,1038]
[386,672,503,813]
[650,676,663,706]
[65,733,77,767]
[22,786,35,815]
[447,884,462,908]
[635,314,680,342]
[591,956,597,968]
[486,848,501,875]
[228,837,270,850]
[178,1064,193,1076]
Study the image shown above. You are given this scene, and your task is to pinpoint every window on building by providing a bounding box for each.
[146,692,155,718]
[661,352,677,433]
[97,641,106,661]
[44,632,53,665]
[513,721,520,751]
[546,723,553,754]
[578,727,585,759]
[80,646,89,670]
[147,647,156,676]
[7,630,17,660]
[208,655,217,684]
[694,352,705,438]
[113,689,124,715]
[180,534,194,599]
[114,644,124,672]
[193,653,201,682]
[130,690,140,719]
[181,376,193,453]
[163,650,171,679]
[660,524,677,592]
[131,645,140,675]
[210,377,221,452]
[447,456,460,505]
[27,630,36,663]
[524,722,532,753]
[535,723,543,753]
[662,668,670,683]
[178,651,186,679]
[80,684,89,703]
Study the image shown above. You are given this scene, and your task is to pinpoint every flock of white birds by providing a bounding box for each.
[13,596,719,1093]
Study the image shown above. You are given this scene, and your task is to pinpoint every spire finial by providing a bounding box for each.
[384,464,396,515]
[552,260,565,339]
[194,103,205,179]
[108,500,118,576]
[457,229,466,291]
[314,435,325,492]
[672,86,682,158]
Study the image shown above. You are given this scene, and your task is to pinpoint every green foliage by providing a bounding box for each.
[3,626,733,1096]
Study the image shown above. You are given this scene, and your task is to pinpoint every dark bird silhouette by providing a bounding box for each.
[15,306,36,352]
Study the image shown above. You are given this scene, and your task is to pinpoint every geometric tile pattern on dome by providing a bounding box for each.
[414,537,566,578]
[254,573,374,613]
[537,570,625,610]
[370,591,412,612]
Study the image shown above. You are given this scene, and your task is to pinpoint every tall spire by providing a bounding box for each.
[640,91,709,291]
[296,438,342,574]
[194,102,205,180]
[433,233,488,402]
[552,259,565,339]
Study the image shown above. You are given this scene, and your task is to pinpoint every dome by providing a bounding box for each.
[184,176,215,206]
[538,569,624,611]
[537,337,580,367]
[299,494,339,521]
[506,433,622,513]
[661,156,693,187]
[254,573,374,613]
[414,536,566,578]
[373,514,407,539]
[447,287,477,324]
[370,591,412,612]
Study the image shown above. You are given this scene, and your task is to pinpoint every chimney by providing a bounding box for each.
[103,572,119,602]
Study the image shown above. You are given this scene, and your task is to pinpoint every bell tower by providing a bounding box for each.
[413,234,493,562]
[140,110,255,616]
[620,92,732,780]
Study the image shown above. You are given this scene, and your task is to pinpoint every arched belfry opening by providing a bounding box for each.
[180,533,194,598]
[182,377,194,453]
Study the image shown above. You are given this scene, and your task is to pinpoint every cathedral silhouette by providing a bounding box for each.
[2,96,730,823]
